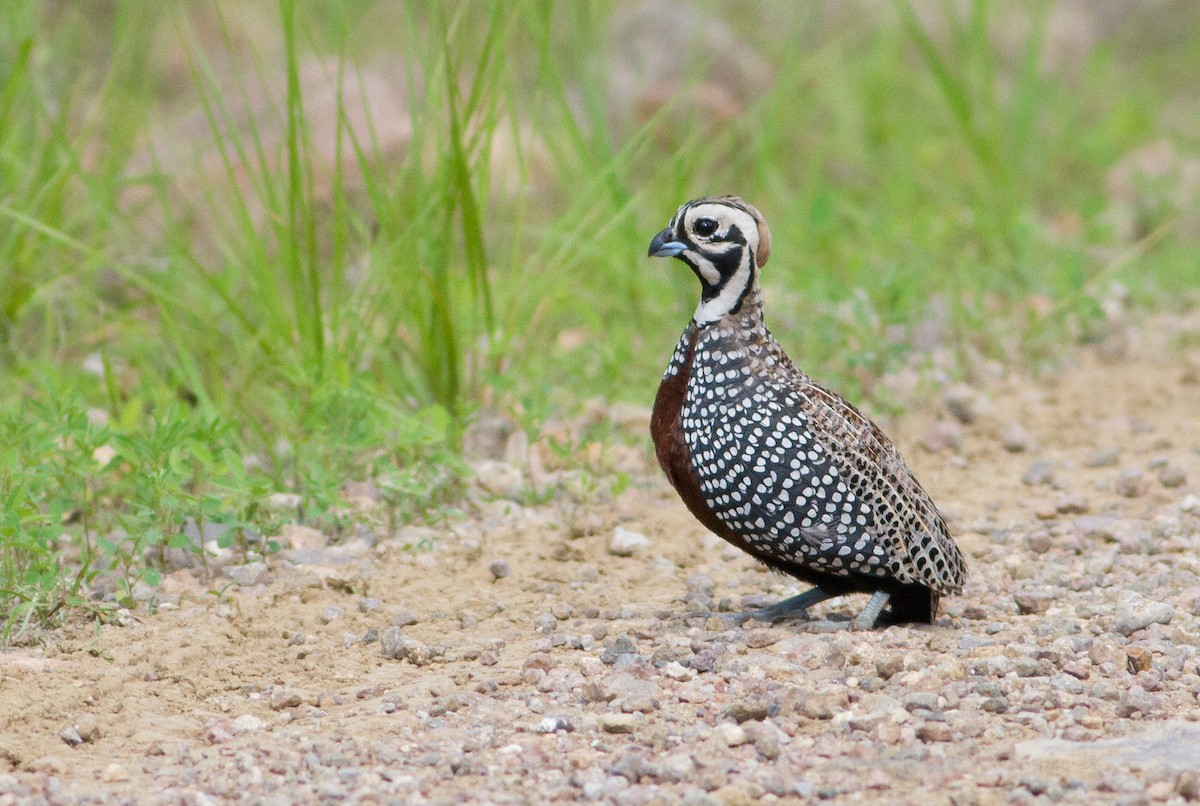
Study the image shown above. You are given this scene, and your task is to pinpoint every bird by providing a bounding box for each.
[647,196,966,628]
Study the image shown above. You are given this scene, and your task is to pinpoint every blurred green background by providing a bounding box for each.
[2,0,1199,636]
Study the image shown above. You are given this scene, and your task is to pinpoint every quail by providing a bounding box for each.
[648,196,966,627]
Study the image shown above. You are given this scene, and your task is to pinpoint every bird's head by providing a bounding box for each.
[648,196,771,325]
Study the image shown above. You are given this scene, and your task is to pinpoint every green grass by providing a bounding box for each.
[2,0,1199,641]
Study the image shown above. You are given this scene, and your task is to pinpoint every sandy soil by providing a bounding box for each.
[3,317,1200,805]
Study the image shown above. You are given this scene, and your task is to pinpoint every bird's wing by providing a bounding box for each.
[786,380,967,594]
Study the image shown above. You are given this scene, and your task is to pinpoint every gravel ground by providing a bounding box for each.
[3,319,1200,805]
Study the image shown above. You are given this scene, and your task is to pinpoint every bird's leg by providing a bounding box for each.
[747,587,837,622]
[692,587,836,625]
[854,590,891,630]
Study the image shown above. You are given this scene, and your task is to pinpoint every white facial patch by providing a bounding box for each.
[693,248,753,326]
[684,204,761,257]
[688,253,722,285]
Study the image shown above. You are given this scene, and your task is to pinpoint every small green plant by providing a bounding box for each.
[0,394,109,642]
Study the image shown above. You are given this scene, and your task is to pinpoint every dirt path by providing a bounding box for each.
[3,317,1200,805]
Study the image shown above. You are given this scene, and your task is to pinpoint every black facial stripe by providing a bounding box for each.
[674,212,689,240]
[697,245,750,301]
[723,223,746,246]
[729,246,757,314]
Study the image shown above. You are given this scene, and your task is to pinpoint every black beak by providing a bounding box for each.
[648,228,688,258]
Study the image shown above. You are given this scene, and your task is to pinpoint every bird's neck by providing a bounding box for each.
[693,261,760,328]
[691,272,763,331]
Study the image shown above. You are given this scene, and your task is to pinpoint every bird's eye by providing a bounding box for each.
[693,218,719,238]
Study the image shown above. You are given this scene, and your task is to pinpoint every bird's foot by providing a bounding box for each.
[853,590,892,630]
[751,587,837,622]
[691,588,836,627]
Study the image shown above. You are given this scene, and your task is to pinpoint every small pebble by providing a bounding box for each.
[1115,469,1147,498]
[1013,591,1053,615]
[279,524,326,550]
[600,636,636,664]
[944,385,982,425]
[1001,423,1036,453]
[921,420,963,453]
[599,713,636,734]
[28,756,65,774]
[661,661,695,682]
[1026,531,1053,553]
[74,715,103,744]
[686,573,715,595]
[100,763,129,782]
[717,722,748,747]
[1117,685,1160,717]
[231,714,268,733]
[489,559,511,580]
[1022,460,1055,486]
[380,627,408,658]
[1085,448,1120,468]
[745,629,783,649]
[270,688,304,710]
[608,527,650,557]
[1055,495,1089,514]
[916,722,953,742]
[1178,770,1200,800]
[1114,590,1175,636]
[1159,465,1187,488]
[536,716,574,734]
[392,610,419,628]
[724,702,770,723]
[1126,646,1154,674]
[225,562,270,587]
[265,492,301,511]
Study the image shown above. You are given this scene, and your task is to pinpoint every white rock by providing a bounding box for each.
[231,714,268,733]
[225,562,270,587]
[608,527,650,557]
[279,524,327,550]
[718,722,748,746]
[101,763,129,782]
[661,661,695,681]
[471,460,525,499]
[599,713,637,734]
[266,493,302,511]
[1001,423,1037,453]
[1114,589,1175,636]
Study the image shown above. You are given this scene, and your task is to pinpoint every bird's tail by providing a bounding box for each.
[882,585,938,625]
